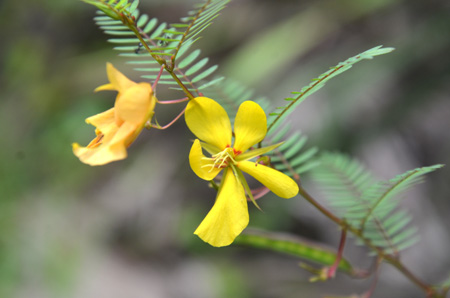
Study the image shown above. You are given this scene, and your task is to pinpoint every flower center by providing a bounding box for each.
[202,147,240,172]
[213,147,237,168]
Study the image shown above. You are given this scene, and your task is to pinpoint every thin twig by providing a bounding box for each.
[151,107,186,130]
[327,229,347,278]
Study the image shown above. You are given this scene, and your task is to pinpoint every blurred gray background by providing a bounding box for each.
[1,0,449,297]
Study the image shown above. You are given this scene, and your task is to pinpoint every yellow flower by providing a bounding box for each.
[185,97,299,247]
[72,63,156,166]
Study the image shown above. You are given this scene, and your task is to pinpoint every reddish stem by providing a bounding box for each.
[151,107,186,130]
[362,258,382,298]
[157,97,189,105]
[327,229,347,278]
[250,186,271,200]
[152,64,165,91]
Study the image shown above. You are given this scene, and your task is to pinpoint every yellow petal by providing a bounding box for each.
[194,168,249,247]
[104,62,136,93]
[73,141,123,166]
[233,101,267,153]
[115,83,155,125]
[85,108,115,131]
[94,83,116,92]
[238,160,299,198]
[72,124,120,166]
[72,122,138,166]
[199,141,221,155]
[185,97,232,150]
[108,121,140,148]
[189,139,222,181]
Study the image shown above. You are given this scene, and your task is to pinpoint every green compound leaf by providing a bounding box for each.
[310,153,375,214]
[234,229,354,274]
[360,164,444,227]
[311,153,444,254]
[86,0,227,96]
[267,130,320,179]
[357,164,444,254]
[169,0,230,62]
[82,0,133,19]
[267,46,395,133]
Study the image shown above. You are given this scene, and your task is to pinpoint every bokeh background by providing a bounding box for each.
[1,0,449,297]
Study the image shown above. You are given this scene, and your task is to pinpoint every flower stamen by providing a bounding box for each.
[200,157,216,172]
[199,147,239,173]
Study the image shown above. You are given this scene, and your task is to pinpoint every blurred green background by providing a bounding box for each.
[1,0,449,297]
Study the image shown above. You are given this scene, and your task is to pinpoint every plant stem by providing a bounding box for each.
[130,20,195,99]
[297,185,441,296]
[297,185,342,225]
[167,67,195,99]
[157,97,189,104]
[151,107,186,130]
[327,229,347,278]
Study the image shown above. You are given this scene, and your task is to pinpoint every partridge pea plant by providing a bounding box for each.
[75,1,448,297]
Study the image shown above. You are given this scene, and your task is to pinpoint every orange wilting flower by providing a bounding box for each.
[73,63,156,166]
[185,97,299,247]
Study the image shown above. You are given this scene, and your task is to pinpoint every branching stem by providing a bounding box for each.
[298,184,444,297]
[151,107,186,130]
[131,17,195,99]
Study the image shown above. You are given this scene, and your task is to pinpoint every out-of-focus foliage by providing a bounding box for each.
[1,0,449,297]
[312,154,443,254]
[235,229,354,273]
